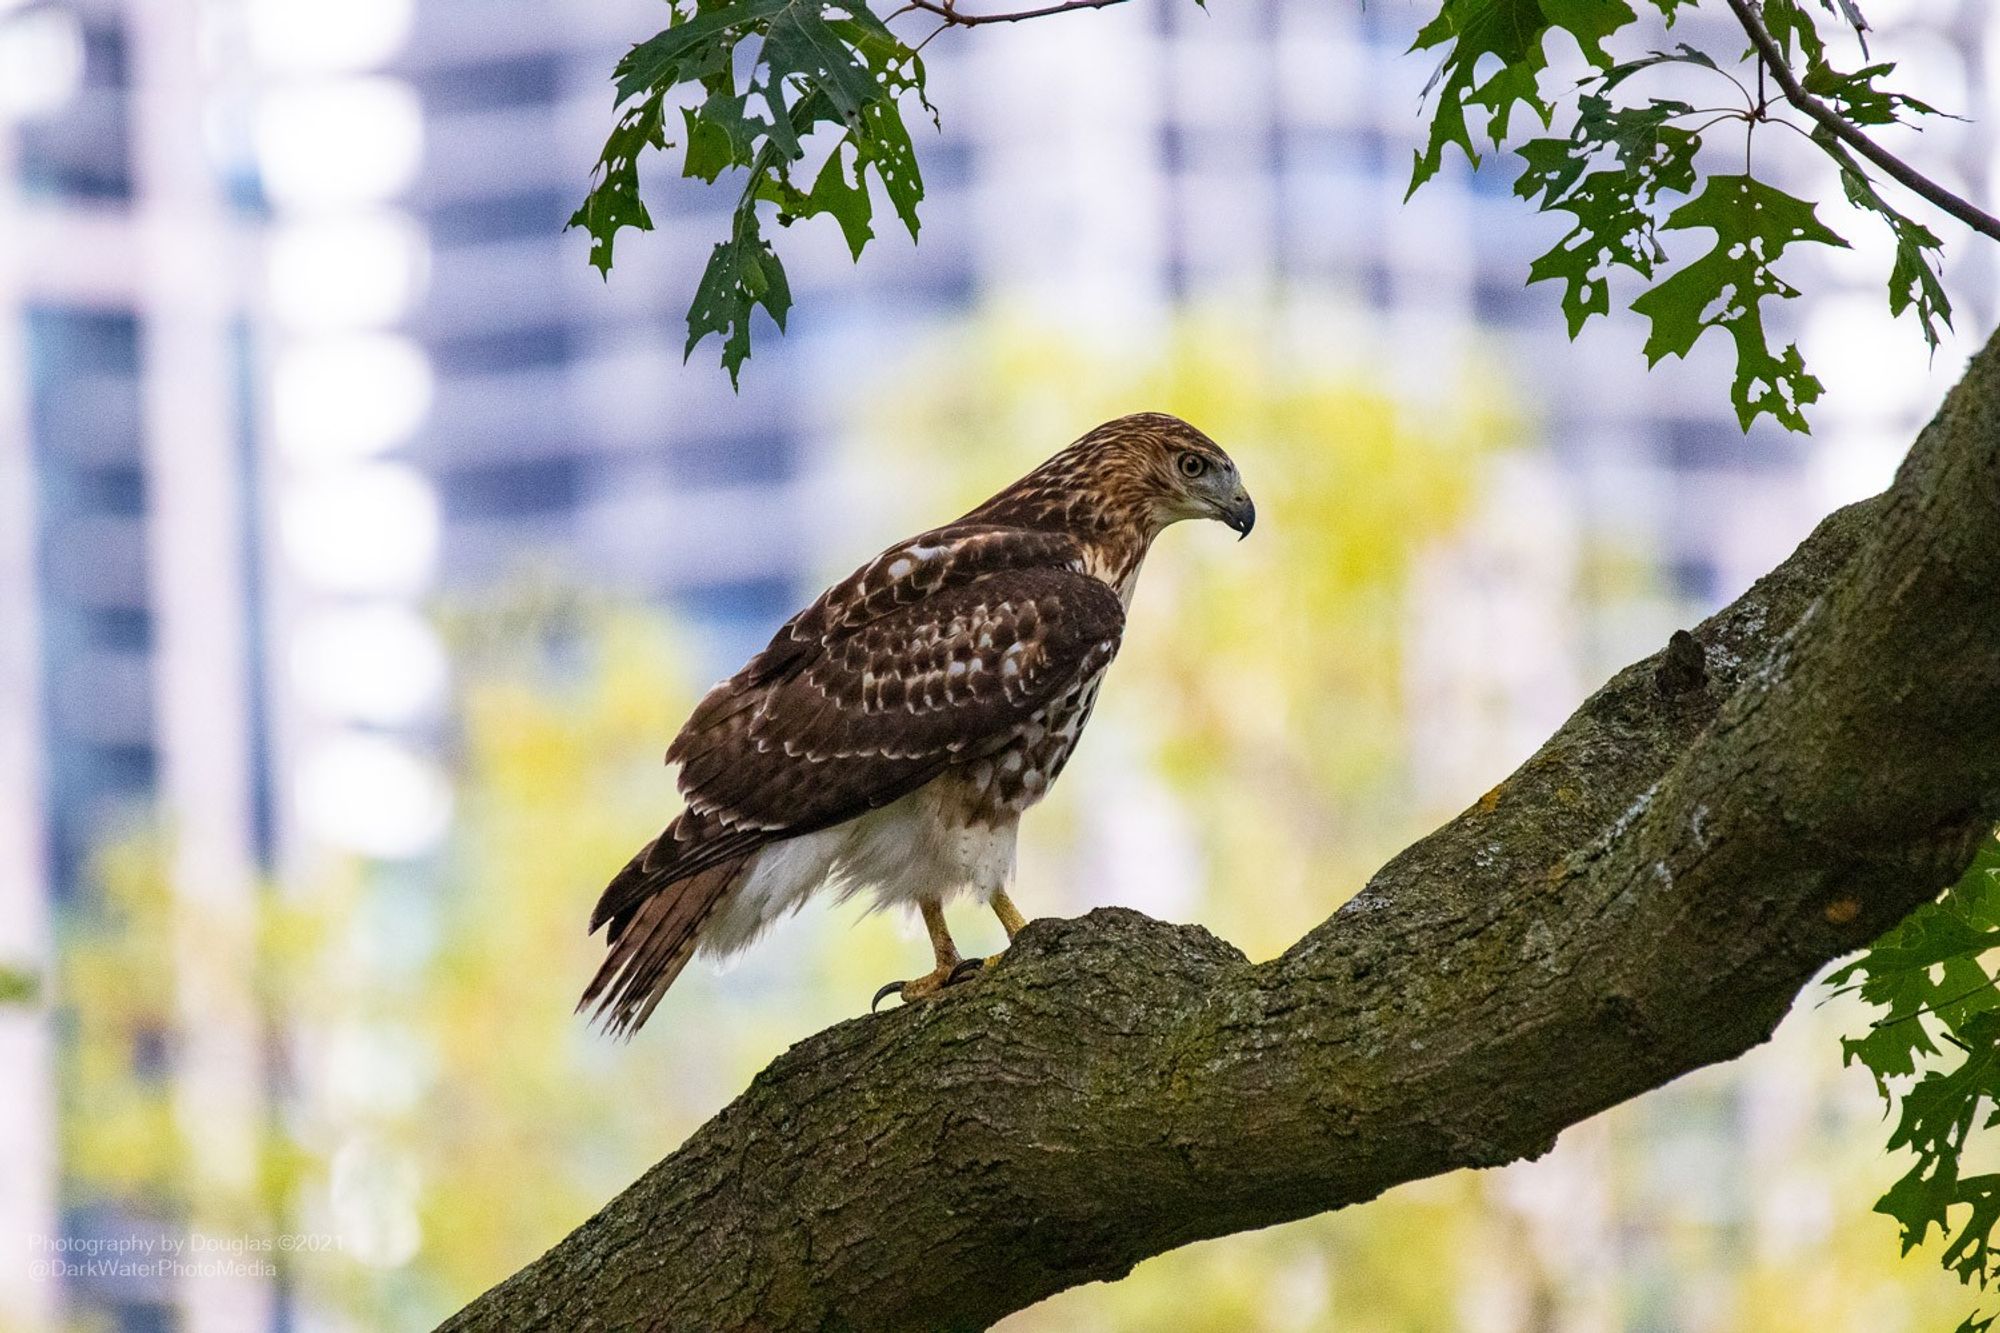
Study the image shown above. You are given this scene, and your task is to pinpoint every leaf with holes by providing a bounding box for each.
[1515,94,1700,335]
[1876,1015,2000,1259]
[1408,0,1673,192]
[573,0,928,382]
[1760,0,1830,65]
[570,90,671,277]
[1629,175,1848,432]
[1804,58,1941,127]
[687,204,794,378]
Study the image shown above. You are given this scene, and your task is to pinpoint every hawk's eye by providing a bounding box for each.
[1177,453,1208,479]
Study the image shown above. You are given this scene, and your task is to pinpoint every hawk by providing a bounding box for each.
[581,412,1254,1034]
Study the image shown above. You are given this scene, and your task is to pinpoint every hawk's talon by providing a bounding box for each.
[946,956,988,987]
[870,954,961,1010]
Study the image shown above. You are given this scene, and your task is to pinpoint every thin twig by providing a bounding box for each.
[1764,116,1826,151]
[898,0,1128,28]
[1868,976,2000,1031]
[1683,111,1747,141]
[1723,0,2000,242]
[1709,61,1755,109]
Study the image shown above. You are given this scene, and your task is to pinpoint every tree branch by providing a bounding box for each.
[1724,0,2000,242]
[442,331,2000,1332]
[894,0,1128,29]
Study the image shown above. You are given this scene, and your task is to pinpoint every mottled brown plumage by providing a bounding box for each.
[581,412,1253,1035]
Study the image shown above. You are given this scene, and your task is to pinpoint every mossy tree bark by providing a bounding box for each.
[443,331,2000,1333]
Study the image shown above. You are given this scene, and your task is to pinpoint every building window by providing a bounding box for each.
[431,323,574,375]
[440,455,584,520]
[673,426,795,487]
[26,307,155,901]
[426,187,573,247]
[421,53,566,114]
[16,18,132,201]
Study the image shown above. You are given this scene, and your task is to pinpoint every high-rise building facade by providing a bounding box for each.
[1,1,271,1327]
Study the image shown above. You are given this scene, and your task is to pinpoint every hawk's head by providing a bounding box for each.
[1063,411,1256,539]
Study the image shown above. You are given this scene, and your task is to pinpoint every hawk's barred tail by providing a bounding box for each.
[578,854,748,1038]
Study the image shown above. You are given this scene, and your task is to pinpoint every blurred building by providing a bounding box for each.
[0,0,269,1326]
[0,0,1994,1329]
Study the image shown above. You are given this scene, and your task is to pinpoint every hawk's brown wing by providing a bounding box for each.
[669,522,1092,744]
[589,534,1124,936]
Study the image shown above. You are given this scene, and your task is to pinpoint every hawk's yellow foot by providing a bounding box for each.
[951,889,1034,985]
[871,898,965,1011]
[872,961,963,1010]
[992,889,1028,940]
[936,892,1033,989]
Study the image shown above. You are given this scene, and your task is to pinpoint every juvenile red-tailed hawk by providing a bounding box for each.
[581,412,1253,1034]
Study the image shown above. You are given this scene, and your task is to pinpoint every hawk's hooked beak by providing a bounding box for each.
[1221,492,1256,540]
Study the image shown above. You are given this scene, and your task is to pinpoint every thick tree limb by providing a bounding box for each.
[443,332,2000,1332]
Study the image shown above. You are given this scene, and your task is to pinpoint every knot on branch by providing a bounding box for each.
[863,908,1251,1045]
[994,906,1247,974]
[1653,629,1710,698]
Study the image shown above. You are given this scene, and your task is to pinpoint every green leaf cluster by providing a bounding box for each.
[573,0,1971,420]
[1409,0,1681,192]
[572,0,930,382]
[1413,1,1957,432]
[1833,835,2000,1332]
